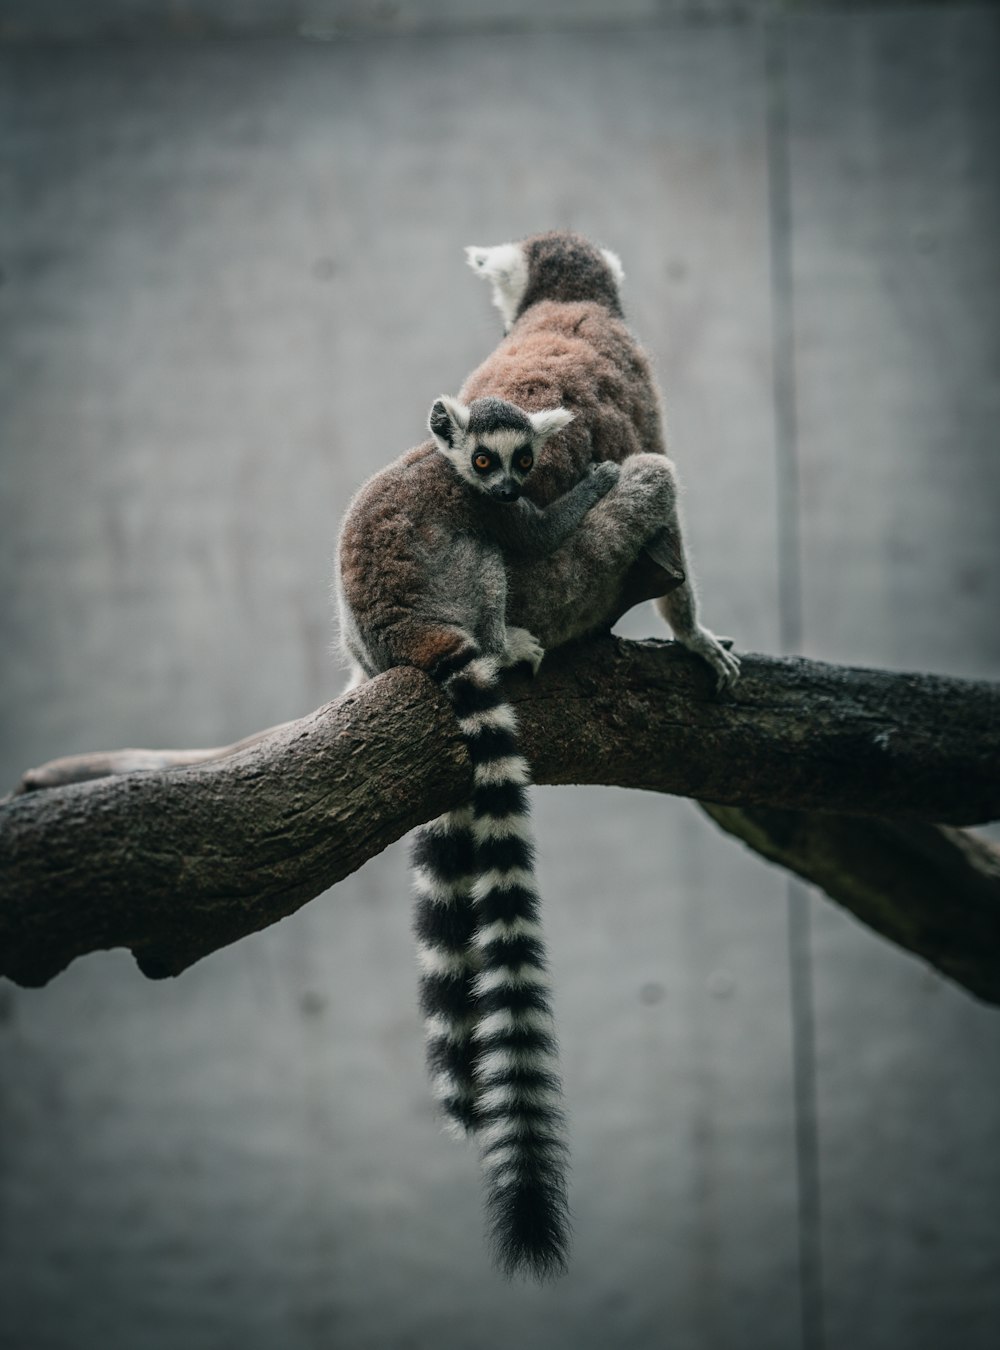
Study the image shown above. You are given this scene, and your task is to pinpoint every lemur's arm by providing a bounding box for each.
[491,462,620,560]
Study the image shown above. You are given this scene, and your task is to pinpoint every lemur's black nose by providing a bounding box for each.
[492,482,520,503]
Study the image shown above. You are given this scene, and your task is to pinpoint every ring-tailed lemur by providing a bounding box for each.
[337,395,620,1278]
[336,232,739,1280]
[461,231,739,685]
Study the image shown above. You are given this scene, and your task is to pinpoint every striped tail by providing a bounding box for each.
[417,646,570,1280]
[412,809,481,1136]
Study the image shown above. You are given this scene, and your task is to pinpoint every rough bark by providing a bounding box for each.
[1,637,998,999]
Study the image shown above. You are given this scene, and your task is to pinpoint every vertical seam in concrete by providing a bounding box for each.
[765,14,826,1350]
[765,20,803,654]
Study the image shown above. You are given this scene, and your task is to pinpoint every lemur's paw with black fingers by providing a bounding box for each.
[681,627,741,694]
[502,626,545,676]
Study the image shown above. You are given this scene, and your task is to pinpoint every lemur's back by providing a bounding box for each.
[461,300,666,508]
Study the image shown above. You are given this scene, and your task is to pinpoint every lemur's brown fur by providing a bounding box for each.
[337,447,478,675]
[461,298,665,508]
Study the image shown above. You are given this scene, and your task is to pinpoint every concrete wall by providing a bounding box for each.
[0,0,975,42]
[1,7,998,1349]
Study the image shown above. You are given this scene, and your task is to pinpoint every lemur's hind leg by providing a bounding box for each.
[506,453,677,649]
[655,586,740,692]
[506,453,739,691]
[611,456,740,692]
[649,467,739,692]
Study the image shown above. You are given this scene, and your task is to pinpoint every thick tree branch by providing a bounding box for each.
[2,722,300,797]
[1,638,998,998]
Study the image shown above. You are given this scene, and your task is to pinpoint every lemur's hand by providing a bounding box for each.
[502,626,545,676]
[587,460,621,498]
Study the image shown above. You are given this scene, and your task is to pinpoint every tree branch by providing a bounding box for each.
[2,638,998,999]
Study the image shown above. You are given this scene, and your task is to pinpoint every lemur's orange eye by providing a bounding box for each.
[473,453,491,472]
[518,454,533,472]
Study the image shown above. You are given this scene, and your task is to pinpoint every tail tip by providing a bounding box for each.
[493,1229,571,1283]
[487,1179,572,1282]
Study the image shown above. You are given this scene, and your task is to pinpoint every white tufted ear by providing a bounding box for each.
[464,242,529,329]
[428,395,471,453]
[529,407,574,442]
[465,241,523,282]
[601,247,625,284]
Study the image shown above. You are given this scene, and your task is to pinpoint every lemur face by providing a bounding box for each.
[468,429,535,503]
[428,395,573,502]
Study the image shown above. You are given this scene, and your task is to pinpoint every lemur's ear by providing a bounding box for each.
[465,242,522,283]
[529,407,574,442]
[428,395,470,452]
[465,242,530,330]
[601,247,625,284]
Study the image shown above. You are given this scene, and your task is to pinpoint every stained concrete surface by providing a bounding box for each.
[0,8,998,1350]
[0,1,964,43]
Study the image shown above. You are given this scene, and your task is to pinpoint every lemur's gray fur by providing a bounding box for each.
[335,231,739,1281]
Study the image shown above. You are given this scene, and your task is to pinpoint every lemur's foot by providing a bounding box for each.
[502,626,545,676]
[679,626,741,694]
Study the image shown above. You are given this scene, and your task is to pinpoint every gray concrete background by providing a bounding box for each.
[3,1,990,43]
[1,6,998,1349]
